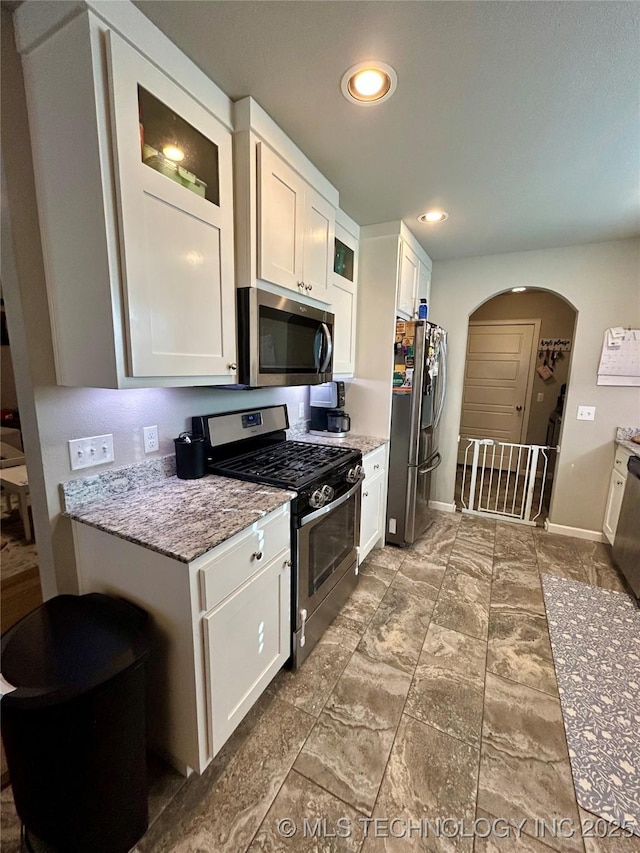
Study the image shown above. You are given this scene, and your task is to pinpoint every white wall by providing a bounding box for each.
[430,239,640,535]
[1,10,307,595]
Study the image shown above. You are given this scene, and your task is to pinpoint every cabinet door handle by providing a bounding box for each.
[252,551,263,561]
[297,281,305,289]
[363,491,369,498]
[306,284,313,291]
[373,464,380,470]
[228,362,237,371]
[283,559,291,568]
[616,480,623,486]
[516,405,523,412]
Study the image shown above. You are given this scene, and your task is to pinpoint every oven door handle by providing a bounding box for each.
[299,476,363,527]
[319,323,333,374]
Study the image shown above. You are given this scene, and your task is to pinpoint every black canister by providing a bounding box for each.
[174,432,206,479]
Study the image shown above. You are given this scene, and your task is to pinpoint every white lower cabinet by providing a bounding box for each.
[359,445,388,562]
[603,446,633,544]
[204,550,290,754]
[73,503,291,775]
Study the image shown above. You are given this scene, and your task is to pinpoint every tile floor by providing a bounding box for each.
[2,511,637,852]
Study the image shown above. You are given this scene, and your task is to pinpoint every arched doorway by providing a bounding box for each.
[454,288,577,525]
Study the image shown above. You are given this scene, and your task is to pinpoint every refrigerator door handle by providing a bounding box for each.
[417,452,442,475]
[434,334,447,429]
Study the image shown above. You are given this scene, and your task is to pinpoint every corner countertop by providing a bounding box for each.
[616,438,640,457]
[67,475,296,564]
[615,427,640,458]
[292,432,387,455]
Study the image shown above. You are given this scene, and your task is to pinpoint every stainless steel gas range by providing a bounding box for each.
[192,405,363,667]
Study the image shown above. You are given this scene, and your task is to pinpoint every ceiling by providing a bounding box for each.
[134,1,639,261]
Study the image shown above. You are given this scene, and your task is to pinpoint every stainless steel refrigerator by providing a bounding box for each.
[386,320,447,546]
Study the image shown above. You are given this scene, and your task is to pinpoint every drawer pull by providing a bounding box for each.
[252,551,264,561]
[616,480,623,486]
[373,464,380,470]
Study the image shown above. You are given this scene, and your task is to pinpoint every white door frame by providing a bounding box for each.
[466,318,541,445]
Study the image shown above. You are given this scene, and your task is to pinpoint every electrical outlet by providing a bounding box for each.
[577,406,596,421]
[536,392,544,402]
[143,425,159,453]
[298,402,305,419]
[68,434,114,471]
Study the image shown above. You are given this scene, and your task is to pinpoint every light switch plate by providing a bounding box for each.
[536,392,544,402]
[68,434,114,471]
[577,405,596,421]
[298,402,305,419]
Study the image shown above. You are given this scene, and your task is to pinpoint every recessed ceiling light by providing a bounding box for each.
[341,61,397,105]
[512,287,527,293]
[418,211,449,223]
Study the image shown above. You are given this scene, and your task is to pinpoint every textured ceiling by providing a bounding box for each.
[134,1,640,261]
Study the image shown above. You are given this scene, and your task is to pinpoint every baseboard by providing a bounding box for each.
[428,500,457,514]
[545,521,607,543]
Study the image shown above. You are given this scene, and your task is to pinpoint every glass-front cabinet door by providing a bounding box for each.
[107,31,236,378]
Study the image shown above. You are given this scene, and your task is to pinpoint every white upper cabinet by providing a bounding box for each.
[233,98,339,304]
[257,143,334,298]
[107,32,236,378]
[14,3,236,387]
[418,258,432,307]
[329,212,360,376]
[397,239,419,319]
[257,143,305,291]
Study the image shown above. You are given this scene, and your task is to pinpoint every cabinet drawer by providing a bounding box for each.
[614,446,633,478]
[363,445,387,482]
[199,506,290,611]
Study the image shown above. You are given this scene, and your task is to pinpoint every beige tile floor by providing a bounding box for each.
[2,512,637,852]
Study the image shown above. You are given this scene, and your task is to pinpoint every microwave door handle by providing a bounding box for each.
[319,323,333,373]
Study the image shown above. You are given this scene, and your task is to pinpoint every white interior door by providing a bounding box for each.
[459,321,536,461]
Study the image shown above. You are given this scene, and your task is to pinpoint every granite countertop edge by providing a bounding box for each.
[66,475,296,564]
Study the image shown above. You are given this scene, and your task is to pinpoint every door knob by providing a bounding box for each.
[516,405,523,412]
[306,284,313,291]
[228,363,237,371]
[297,281,305,289]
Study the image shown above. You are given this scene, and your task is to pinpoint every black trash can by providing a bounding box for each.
[1,593,150,853]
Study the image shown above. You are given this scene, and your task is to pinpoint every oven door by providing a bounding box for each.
[238,288,334,386]
[296,479,361,622]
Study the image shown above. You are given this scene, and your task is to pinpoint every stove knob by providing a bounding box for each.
[321,484,335,502]
[309,488,326,509]
[346,464,363,484]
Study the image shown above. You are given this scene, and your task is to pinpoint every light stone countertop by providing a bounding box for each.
[615,426,640,458]
[616,438,640,457]
[293,432,388,456]
[67,475,296,563]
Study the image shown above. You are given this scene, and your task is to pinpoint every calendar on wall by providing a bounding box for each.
[597,328,640,386]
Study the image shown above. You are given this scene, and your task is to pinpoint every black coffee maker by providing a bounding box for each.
[309,381,351,436]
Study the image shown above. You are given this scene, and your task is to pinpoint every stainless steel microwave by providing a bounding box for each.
[237,288,334,387]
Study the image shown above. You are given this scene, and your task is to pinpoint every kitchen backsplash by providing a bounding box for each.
[62,455,175,512]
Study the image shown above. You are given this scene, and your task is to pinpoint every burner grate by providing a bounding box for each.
[212,441,357,488]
